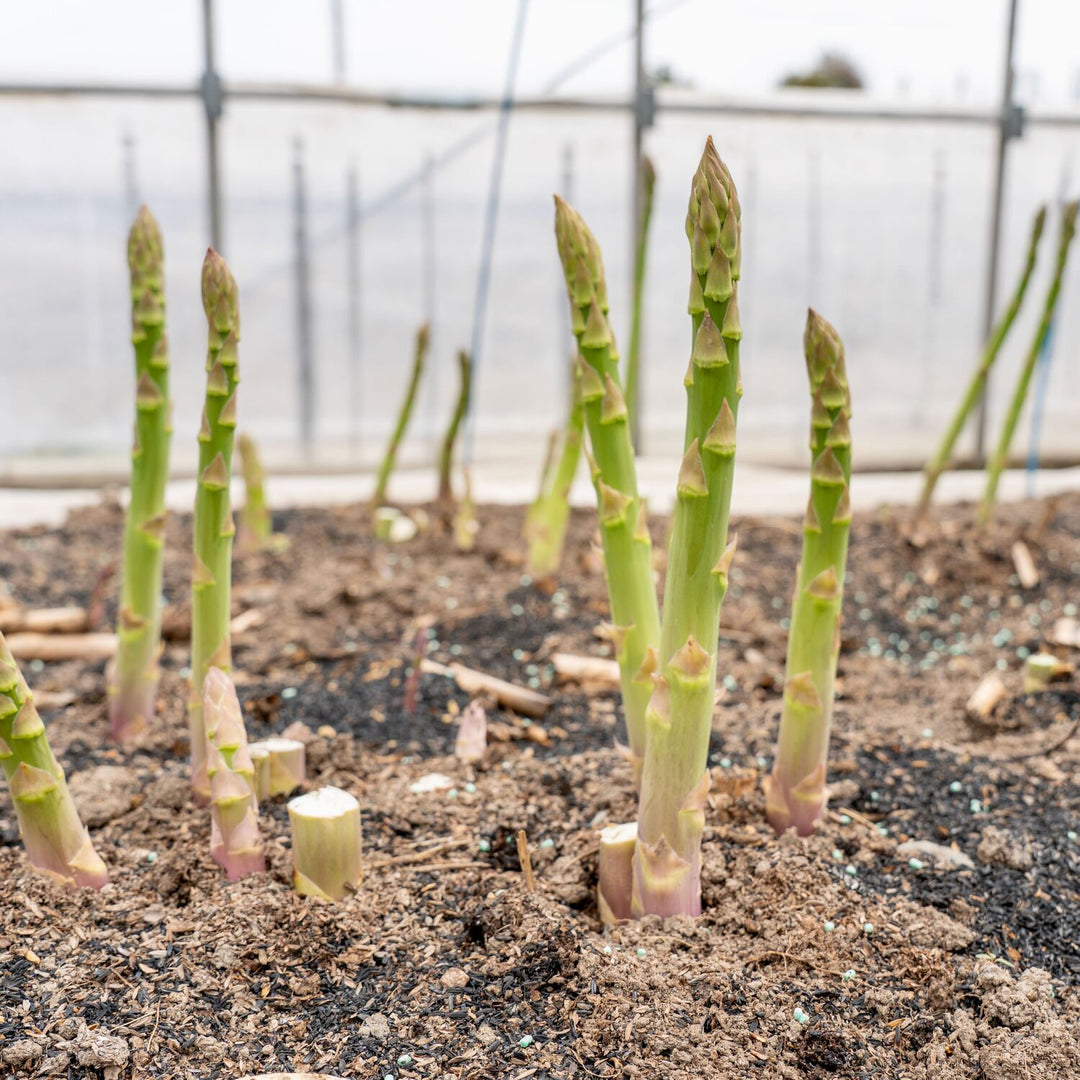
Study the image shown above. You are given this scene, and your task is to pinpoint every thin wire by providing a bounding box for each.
[243,0,692,297]
[462,0,530,467]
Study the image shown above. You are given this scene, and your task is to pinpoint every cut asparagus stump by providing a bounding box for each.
[632,137,743,917]
[764,310,852,837]
[288,786,363,900]
[0,633,108,888]
[249,737,306,800]
[453,467,479,551]
[598,821,636,925]
[918,206,1046,518]
[372,323,429,507]
[190,249,241,805]
[204,667,264,880]
[108,206,172,742]
[979,200,1079,527]
[553,196,660,778]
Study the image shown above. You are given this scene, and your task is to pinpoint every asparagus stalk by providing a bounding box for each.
[763,310,852,837]
[918,206,1047,517]
[626,155,657,449]
[979,200,1079,527]
[236,432,280,552]
[438,350,472,506]
[108,206,171,742]
[190,249,241,805]
[372,323,429,507]
[288,786,363,900]
[203,666,264,880]
[0,633,108,888]
[453,467,479,550]
[632,138,743,917]
[455,699,487,763]
[523,358,584,578]
[553,196,660,775]
[248,737,306,800]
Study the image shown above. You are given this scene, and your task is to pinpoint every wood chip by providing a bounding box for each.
[420,658,551,717]
[6,632,117,662]
[1010,540,1039,589]
[552,652,620,687]
[0,606,88,634]
[966,671,1006,722]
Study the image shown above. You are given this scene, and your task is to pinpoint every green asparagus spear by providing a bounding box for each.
[372,323,429,507]
[237,432,272,551]
[764,310,852,836]
[523,357,584,578]
[108,206,171,741]
[0,634,108,888]
[438,350,472,507]
[553,196,661,777]
[918,206,1047,517]
[979,200,1078,526]
[189,248,241,804]
[632,137,742,917]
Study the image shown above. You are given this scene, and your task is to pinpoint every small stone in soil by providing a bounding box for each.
[793,1008,810,1024]
[863,923,875,935]
[519,1035,535,1048]
[823,922,836,933]
[842,969,856,981]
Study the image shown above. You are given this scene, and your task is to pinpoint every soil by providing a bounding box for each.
[1,492,1079,1079]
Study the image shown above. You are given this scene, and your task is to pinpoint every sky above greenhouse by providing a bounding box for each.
[4,0,1080,105]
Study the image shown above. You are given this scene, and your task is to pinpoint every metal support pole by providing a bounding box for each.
[421,153,438,451]
[629,0,646,448]
[462,0,530,463]
[293,138,315,449]
[346,164,361,449]
[121,133,140,219]
[331,0,347,83]
[201,0,224,252]
[558,143,575,411]
[974,0,1022,460]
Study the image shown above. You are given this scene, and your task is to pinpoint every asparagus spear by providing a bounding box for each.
[236,432,276,552]
[372,323,429,507]
[523,358,584,578]
[553,196,660,776]
[763,310,852,837]
[453,466,479,550]
[438,350,472,506]
[918,206,1047,517]
[189,249,241,804]
[0,633,108,888]
[108,206,171,742]
[979,200,1079,526]
[248,737,306,800]
[632,137,743,917]
[204,666,264,880]
[626,155,657,449]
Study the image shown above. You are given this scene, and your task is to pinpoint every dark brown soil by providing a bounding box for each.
[1,494,1079,1079]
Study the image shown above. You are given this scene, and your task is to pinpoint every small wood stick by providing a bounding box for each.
[516,829,536,893]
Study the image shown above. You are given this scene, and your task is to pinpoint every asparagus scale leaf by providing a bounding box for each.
[979,200,1079,527]
[0,633,108,888]
[918,205,1047,518]
[189,248,241,804]
[108,206,172,741]
[764,310,852,837]
[553,196,660,777]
